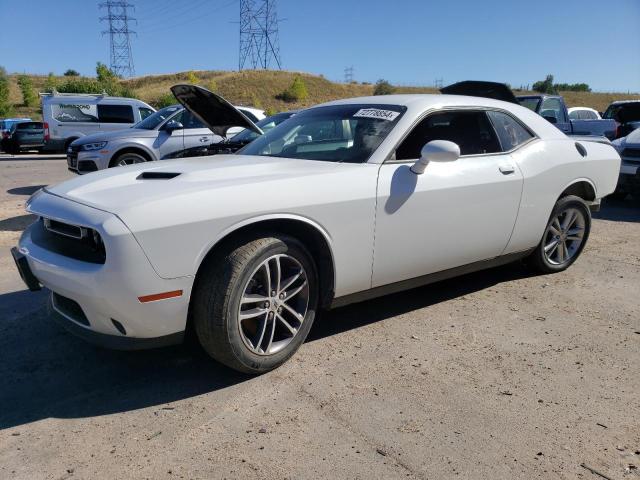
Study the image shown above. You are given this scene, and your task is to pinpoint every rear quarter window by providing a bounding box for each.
[97,104,135,123]
[487,111,534,151]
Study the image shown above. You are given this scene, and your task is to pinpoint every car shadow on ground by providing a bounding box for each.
[594,197,640,223]
[0,261,537,431]
[7,185,46,196]
[0,214,37,232]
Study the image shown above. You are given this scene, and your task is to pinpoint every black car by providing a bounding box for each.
[603,101,640,139]
[162,111,297,160]
[1,121,46,154]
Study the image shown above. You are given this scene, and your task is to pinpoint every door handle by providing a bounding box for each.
[199,137,209,142]
[499,165,515,175]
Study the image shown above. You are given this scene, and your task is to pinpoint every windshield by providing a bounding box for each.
[232,112,295,143]
[517,97,541,112]
[603,103,640,123]
[238,104,406,163]
[133,105,181,130]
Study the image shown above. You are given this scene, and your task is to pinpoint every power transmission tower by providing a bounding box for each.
[344,66,354,83]
[99,1,136,77]
[239,0,282,70]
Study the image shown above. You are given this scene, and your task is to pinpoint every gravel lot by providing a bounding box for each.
[0,153,638,480]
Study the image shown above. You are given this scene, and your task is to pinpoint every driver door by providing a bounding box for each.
[372,109,524,288]
[155,110,186,159]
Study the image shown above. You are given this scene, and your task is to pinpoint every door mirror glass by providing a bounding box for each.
[163,120,184,132]
[411,140,460,174]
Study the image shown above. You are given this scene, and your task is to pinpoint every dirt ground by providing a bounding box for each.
[0,153,638,480]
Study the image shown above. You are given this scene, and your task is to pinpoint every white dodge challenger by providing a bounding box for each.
[12,84,620,373]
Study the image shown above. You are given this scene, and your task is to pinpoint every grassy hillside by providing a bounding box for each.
[6,70,639,121]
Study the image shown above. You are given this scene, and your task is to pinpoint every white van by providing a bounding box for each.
[41,92,155,152]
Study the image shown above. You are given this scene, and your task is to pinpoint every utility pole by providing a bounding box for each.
[239,0,282,70]
[344,66,354,83]
[99,1,136,77]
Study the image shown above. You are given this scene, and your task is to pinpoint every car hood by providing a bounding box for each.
[171,84,263,137]
[440,81,519,104]
[45,155,347,216]
[72,128,158,145]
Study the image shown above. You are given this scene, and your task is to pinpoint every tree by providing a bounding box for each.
[373,79,394,96]
[0,66,12,116]
[277,76,308,103]
[44,72,57,93]
[96,62,117,83]
[17,75,38,107]
[532,74,555,94]
[64,69,80,77]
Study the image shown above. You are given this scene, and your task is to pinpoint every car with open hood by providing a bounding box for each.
[13,91,620,374]
[603,100,640,139]
[67,86,263,174]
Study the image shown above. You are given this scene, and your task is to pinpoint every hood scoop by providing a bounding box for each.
[137,171,181,180]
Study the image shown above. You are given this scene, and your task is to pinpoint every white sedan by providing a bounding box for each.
[12,85,620,373]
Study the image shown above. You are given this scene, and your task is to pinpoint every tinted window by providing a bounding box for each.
[240,104,406,163]
[518,97,540,112]
[396,110,501,159]
[97,104,134,123]
[233,112,295,143]
[52,103,98,123]
[134,105,181,130]
[540,98,565,123]
[15,122,44,130]
[139,107,154,120]
[180,110,206,129]
[487,111,533,151]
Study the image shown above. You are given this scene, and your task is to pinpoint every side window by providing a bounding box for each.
[395,111,501,160]
[97,104,134,123]
[181,110,206,129]
[139,107,154,120]
[584,110,598,120]
[540,98,565,123]
[52,103,98,123]
[487,111,534,151]
[569,110,580,120]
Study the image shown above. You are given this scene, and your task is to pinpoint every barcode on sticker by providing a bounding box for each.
[353,108,400,121]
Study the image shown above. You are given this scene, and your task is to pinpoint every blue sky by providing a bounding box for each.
[1,0,638,92]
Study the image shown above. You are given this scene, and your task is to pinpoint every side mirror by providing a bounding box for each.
[411,140,460,175]
[163,120,184,132]
[542,115,558,124]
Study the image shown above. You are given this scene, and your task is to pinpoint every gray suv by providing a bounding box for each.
[67,95,264,174]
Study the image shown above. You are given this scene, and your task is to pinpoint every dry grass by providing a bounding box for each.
[6,70,639,121]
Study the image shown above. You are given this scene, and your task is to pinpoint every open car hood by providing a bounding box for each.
[440,81,518,104]
[170,84,263,137]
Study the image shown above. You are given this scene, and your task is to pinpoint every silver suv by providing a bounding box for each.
[67,94,264,174]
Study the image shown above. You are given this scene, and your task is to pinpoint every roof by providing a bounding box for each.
[609,100,640,105]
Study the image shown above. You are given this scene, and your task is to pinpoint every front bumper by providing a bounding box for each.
[618,161,640,193]
[67,149,109,174]
[15,191,193,347]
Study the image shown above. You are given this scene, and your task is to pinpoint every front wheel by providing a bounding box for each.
[192,235,319,374]
[527,195,591,273]
[111,152,148,168]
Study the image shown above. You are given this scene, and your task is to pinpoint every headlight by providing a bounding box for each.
[79,141,108,151]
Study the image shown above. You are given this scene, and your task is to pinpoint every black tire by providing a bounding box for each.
[192,235,319,374]
[527,195,591,274]
[110,151,148,168]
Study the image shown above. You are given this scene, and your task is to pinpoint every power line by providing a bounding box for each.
[239,0,281,70]
[99,1,136,78]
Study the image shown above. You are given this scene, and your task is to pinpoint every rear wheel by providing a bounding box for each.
[527,195,591,273]
[192,235,318,374]
[111,151,148,168]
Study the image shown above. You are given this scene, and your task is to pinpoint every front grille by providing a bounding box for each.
[621,148,640,159]
[32,218,106,264]
[78,160,98,173]
[52,292,89,326]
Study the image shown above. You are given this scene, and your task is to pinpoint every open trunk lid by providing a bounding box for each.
[440,81,519,104]
[170,84,263,137]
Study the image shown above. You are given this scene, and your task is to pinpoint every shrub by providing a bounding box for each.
[0,67,12,116]
[64,69,80,77]
[150,92,176,109]
[265,107,278,116]
[44,72,57,93]
[17,75,38,107]
[276,76,308,103]
[187,71,199,85]
[373,79,394,96]
[207,79,218,92]
[532,74,555,94]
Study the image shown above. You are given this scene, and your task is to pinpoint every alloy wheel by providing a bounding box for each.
[543,207,586,266]
[237,254,309,355]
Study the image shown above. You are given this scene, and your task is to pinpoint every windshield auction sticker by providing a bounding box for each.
[353,108,400,121]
